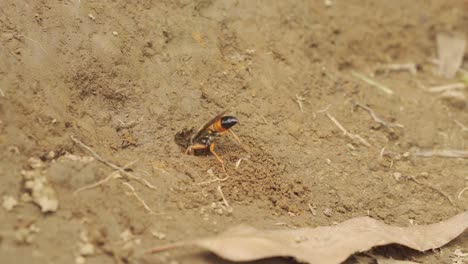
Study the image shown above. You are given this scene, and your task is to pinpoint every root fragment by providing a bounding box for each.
[326,113,371,147]
[122,182,154,214]
[352,101,404,128]
[70,136,157,190]
[409,176,457,208]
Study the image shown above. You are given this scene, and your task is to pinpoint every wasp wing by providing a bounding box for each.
[191,110,226,142]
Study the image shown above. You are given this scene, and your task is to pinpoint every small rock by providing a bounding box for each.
[79,243,95,256]
[286,120,302,139]
[112,31,118,36]
[323,208,333,217]
[2,195,18,211]
[393,172,402,181]
[44,151,56,160]
[22,163,59,213]
[28,157,45,169]
[440,90,466,109]
[75,256,86,264]
[150,230,166,240]
[88,13,95,20]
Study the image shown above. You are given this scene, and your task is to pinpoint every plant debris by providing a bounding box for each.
[147,212,468,264]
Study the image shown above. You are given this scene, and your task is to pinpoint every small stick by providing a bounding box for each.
[412,149,468,159]
[379,147,385,161]
[235,158,243,169]
[74,171,119,195]
[307,203,317,216]
[454,120,468,133]
[73,160,137,195]
[70,136,157,189]
[374,63,418,75]
[259,115,269,125]
[116,117,143,130]
[326,113,371,147]
[122,182,154,214]
[145,242,187,254]
[427,83,465,93]
[295,94,305,112]
[353,101,404,128]
[0,88,4,97]
[316,104,332,114]
[351,71,394,95]
[408,176,457,208]
[217,185,230,209]
[458,187,468,200]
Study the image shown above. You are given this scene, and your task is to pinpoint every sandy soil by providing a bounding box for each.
[1,1,467,263]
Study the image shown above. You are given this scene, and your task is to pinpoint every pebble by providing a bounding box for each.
[393,172,402,181]
[323,208,333,217]
[440,90,466,109]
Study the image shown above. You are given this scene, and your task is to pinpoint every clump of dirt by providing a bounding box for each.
[69,63,133,103]
[225,146,310,214]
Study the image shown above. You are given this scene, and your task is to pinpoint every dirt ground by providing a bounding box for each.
[1,1,467,263]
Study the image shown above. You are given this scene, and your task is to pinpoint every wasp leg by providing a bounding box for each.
[185,143,208,155]
[228,129,249,152]
[209,143,229,177]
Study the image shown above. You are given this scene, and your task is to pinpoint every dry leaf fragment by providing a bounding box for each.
[148,212,468,264]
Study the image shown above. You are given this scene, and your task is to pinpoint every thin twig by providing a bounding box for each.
[409,176,457,208]
[74,171,119,195]
[353,101,404,128]
[116,117,143,130]
[458,187,468,200]
[374,63,417,75]
[427,83,465,93]
[122,182,154,214]
[259,115,269,125]
[295,94,305,112]
[412,149,468,159]
[217,185,230,209]
[454,120,468,133]
[73,160,137,195]
[0,88,4,97]
[307,203,317,216]
[316,104,332,114]
[326,113,371,147]
[351,71,394,95]
[70,136,157,189]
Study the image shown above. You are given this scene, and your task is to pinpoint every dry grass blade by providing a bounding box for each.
[427,83,465,93]
[70,136,157,190]
[353,101,404,128]
[408,176,456,208]
[351,71,394,95]
[412,149,468,159]
[326,113,371,147]
[454,120,468,133]
[146,212,468,264]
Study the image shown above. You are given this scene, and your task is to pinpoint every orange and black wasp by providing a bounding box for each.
[174,110,244,176]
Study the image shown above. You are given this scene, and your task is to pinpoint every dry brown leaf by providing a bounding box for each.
[147,212,468,264]
[437,33,466,78]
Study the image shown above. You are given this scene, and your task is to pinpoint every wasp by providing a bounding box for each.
[174,110,244,175]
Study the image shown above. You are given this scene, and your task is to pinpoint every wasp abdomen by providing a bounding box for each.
[213,116,238,132]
